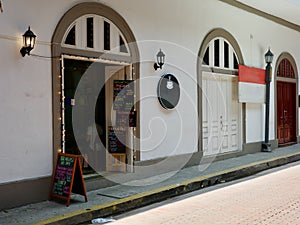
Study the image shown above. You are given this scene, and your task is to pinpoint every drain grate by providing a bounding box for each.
[97,193,122,199]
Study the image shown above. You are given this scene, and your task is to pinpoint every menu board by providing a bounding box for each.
[113,80,134,111]
[108,126,126,153]
[116,109,136,127]
[49,153,87,206]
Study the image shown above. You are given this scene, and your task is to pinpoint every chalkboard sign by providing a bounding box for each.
[49,153,87,206]
[113,80,134,111]
[116,109,136,127]
[108,126,126,153]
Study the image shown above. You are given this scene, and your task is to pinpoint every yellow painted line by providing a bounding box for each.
[175,152,300,188]
[33,152,300,225]
[181,152,300,185]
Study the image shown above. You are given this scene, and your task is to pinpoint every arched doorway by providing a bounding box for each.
[276,54,298,146]
[51,3,140,173]
[198,29,244,156]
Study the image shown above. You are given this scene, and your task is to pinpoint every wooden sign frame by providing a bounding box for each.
[49,153,87,206]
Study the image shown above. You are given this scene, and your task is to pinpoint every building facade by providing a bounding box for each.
[0,0,299,209]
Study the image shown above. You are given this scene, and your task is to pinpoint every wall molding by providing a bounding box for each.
[219,0,300,32]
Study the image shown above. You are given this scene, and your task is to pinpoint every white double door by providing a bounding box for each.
[202,72,241,156]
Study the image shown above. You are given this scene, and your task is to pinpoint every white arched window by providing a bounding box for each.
[202,38,239,70]
[62,15,129,55]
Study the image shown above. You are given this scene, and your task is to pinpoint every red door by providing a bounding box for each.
[277,81,296,145]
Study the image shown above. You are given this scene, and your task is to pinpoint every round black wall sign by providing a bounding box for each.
[157,74,180,110]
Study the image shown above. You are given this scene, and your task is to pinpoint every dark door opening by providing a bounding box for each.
[63,59,106,174]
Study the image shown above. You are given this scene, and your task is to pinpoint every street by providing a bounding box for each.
[105,162,300,225]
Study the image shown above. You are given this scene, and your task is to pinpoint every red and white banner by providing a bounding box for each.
[238,65,266,103]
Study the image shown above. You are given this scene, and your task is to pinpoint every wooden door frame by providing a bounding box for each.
[275,53,299,146]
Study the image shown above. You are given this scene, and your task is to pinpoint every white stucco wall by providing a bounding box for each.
[104,0,300,155]
[0,0,300,183]
[0,0,76,184]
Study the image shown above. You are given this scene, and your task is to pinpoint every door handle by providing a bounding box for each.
[220,116,223,130]
[283,110,288,120]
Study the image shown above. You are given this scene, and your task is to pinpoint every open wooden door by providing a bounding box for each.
[105,66,134,172]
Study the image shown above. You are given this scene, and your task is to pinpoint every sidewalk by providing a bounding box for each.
[1,144,300,225]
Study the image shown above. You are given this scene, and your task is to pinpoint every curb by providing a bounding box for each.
[33,152,300,225]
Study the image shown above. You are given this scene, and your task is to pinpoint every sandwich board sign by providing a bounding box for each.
[49,153,87,206]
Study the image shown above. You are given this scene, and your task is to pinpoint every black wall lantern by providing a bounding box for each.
[154,49,165,70]
[20,26,36,57]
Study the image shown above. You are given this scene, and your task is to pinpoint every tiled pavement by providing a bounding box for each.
[109,162,300,225]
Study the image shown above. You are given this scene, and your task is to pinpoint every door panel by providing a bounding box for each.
[277,82,284,144]
[202,73,221,155]
[105,66,125,127]
[105,66,134,172]
[202,72,241,156]
[277,81,296,145]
